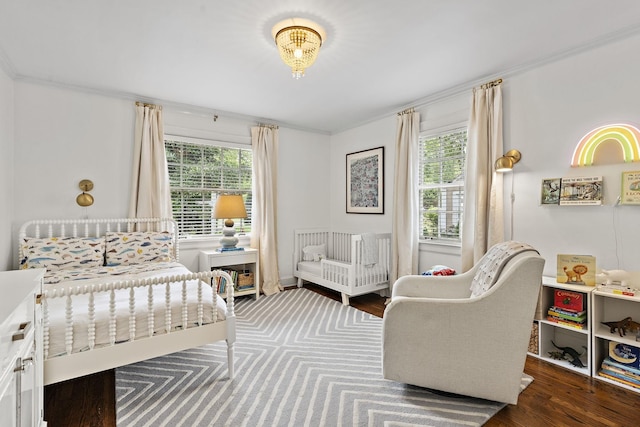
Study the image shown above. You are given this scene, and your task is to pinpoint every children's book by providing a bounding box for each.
[557,254,596,286]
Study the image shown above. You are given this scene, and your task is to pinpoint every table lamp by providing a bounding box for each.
[213,194,247,250]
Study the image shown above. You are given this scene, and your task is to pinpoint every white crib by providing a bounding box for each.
[293,228,391,305]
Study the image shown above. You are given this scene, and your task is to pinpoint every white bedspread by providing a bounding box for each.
[44,262,226,357]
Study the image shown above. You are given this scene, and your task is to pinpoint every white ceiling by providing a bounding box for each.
[2,0,640,134]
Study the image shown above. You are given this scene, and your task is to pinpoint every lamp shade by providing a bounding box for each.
[213,195,247,220]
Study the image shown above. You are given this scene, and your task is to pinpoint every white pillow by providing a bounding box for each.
[302,244,326,262]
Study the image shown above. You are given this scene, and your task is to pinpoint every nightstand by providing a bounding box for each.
[199,248,260,300]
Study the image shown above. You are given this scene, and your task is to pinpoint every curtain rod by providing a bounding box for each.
[257,123,279,129]
[135,101,162,109]
[478,78,503,89]
[397,107,415,116]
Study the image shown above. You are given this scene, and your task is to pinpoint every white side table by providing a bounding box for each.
[199,248,260,300]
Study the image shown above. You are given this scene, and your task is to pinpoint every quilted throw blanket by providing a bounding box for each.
[470,241,539,297]
[361,232,378,267]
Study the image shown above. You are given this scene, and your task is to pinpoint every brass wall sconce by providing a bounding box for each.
[495,149,522,173]
[76,179,94,207]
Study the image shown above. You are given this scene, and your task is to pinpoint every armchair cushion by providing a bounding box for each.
[470,241,538,297]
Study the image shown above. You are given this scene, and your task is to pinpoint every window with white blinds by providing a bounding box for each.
[418,127,467,242]
[165,138,252,238]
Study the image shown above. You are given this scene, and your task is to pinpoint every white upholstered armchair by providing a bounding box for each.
[382,242,545,404]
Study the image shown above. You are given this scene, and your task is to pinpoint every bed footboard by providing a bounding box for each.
[42,270,236,385]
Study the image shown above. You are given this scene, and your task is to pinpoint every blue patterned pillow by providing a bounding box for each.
[105,231,173,266]
[21,236,105,271]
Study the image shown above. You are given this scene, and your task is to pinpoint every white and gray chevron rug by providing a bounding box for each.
[116,288,531,426]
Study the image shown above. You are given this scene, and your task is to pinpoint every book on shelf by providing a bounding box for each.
[215,269,239,294]
[548,306,587,321]
[608,341,640,369]
[596,283,637,297]
[217,247,245,252]
[601,365,640,382]
[552,289,586,312]
[547,312,586,325]
[602,357,640,379]
[598,371,640,389]
[545,316,586,329]
[556,254,596,286]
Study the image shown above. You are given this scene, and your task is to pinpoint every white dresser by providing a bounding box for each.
[0,269,46,427]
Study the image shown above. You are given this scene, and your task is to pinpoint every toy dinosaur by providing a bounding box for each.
[601,317,632,337]
[551,341,587,368]
[626,320,640,332]
[547,350,565,360]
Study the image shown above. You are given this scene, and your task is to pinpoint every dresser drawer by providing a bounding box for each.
[0,292,34,380]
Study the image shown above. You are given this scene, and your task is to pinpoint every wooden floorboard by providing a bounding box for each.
[45,369,115,427]
[44,284,640,426]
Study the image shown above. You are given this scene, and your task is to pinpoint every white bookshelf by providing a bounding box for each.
[591,289,640,393]
[532,277,593,375]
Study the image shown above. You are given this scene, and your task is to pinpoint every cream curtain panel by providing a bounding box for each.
[390,109,420,285]
[461,83,504,272]
[251,125,282,296]
[128,102,172,221]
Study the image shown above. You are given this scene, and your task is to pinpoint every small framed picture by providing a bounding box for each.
[346,146,384,214]
[621,171,640,205]
[559,176,603,206]
[541,178,561,205]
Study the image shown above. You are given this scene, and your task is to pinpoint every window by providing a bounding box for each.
[165,137,252,238]
[418,127,467,242]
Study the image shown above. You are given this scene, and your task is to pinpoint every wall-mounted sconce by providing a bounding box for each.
[495,149,521,173]
[76,179,94,207]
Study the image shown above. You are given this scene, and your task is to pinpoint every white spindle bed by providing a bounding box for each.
[18,218,235,386]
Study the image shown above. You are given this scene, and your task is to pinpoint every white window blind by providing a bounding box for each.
[165,138,252,238]
[418,127,467,242]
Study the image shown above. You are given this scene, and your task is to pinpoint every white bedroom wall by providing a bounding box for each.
[329,115,395,233]
[163,110,331,282]
[0,65,14,270]
[328,32,640,278]
[503,32,640,277]
[277,127,331,284]
[13,82,134,220]
[328,93,471,273]
[10,82,331,279]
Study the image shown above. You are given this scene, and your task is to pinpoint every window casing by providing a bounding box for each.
[165,137,252,238]
[418,127,467,243]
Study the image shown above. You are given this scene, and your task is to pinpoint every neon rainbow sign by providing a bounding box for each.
[571,123,640,167]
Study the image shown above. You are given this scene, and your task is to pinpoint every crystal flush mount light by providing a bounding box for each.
[272,18,326,79]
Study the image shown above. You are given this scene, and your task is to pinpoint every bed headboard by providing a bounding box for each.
[18,218,179,263]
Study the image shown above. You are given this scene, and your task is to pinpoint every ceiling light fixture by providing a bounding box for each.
[495,149,522,172]
[272,18,326,79]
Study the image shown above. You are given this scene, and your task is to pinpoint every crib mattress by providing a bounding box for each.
[44,262,226,357]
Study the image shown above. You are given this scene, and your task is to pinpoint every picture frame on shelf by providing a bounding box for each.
[541,178,561,205]
[559,176,603,206]
[620,170,640,205]
[346,146,384,214]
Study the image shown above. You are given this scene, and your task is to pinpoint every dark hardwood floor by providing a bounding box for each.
[45,284,640,426]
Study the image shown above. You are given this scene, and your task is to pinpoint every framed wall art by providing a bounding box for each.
[541,178,561,205]
[559,176,603,206]
[621,170,640,205]
[346,146,384,214]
